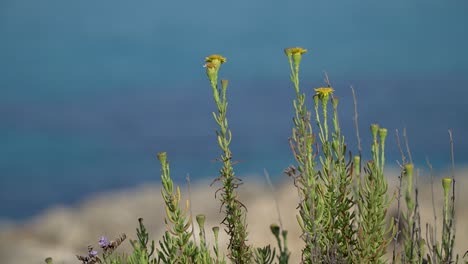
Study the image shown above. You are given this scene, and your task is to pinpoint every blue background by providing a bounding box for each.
[1,0,467,220]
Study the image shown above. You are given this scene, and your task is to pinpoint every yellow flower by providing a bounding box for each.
[284,47,308,56]
[314,87,334,97]
[205,54,227,64]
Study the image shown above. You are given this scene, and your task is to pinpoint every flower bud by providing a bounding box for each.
[378,128,388,143]
[404,163,414,202]
[270,224,280,237]
[332,96,339,109]
[313,94,319,108]
[370,124,379,140]
[157,152,167,164]
[196,214,206,228]
[221,79,228,90]
[212,226,220,239]
[404,163,414,177]
[442,177,452,196]
[353,156,361,175]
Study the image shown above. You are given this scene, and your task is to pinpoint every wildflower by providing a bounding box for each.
[98,236,109,248]
[76,246,101,264]
[205,54,226,68]
[284,47,307,71]
[284,47,307,56]
[314,87,334,98]
[204,54,226,84]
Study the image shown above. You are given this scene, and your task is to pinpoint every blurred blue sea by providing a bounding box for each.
[1,0,467,220]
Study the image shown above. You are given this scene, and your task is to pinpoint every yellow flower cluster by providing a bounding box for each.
[204,54,227,84]
[284,47,308,56]
[205,54,227,66]
[314,87,334,97]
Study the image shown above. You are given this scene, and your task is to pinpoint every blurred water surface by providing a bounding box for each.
[1,0,467,220]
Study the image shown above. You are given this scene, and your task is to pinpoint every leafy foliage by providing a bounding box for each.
[44,48,467,264]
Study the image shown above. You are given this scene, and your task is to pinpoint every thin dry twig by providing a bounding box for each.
[448,129,457,244]
[426,159,438,242]
[351,86,362,158]
[323,71,332,87]
[185,173,197,245]
[264,168,284,229]
[448,129,456,182]
[414,169,423,260]
[395,129,407,166]
[392,169,404,264]
[403,128,413,164]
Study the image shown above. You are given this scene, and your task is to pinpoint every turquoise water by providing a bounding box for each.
[1,0,467,220]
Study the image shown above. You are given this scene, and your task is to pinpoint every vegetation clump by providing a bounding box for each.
[46,48,466,264]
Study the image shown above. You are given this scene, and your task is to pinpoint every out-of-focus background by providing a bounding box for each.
[1,0,467,262]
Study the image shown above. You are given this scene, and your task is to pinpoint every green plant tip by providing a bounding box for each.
[370,123,379,139]
[332,96,339,108]
[212,226,219,234]
[270,224,280,237]
[442,177,452,193]
[404,163,414,176]
[196,214,206,227]
[378,128,387,140]
[353,156,361,173]
[157,152,167,163]
[221,79,228,89]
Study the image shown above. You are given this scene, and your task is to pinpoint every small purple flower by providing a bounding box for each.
[98,236,109,247]
[89,250,98,257]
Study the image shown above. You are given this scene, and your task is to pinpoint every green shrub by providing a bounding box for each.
[46,48,467,264]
